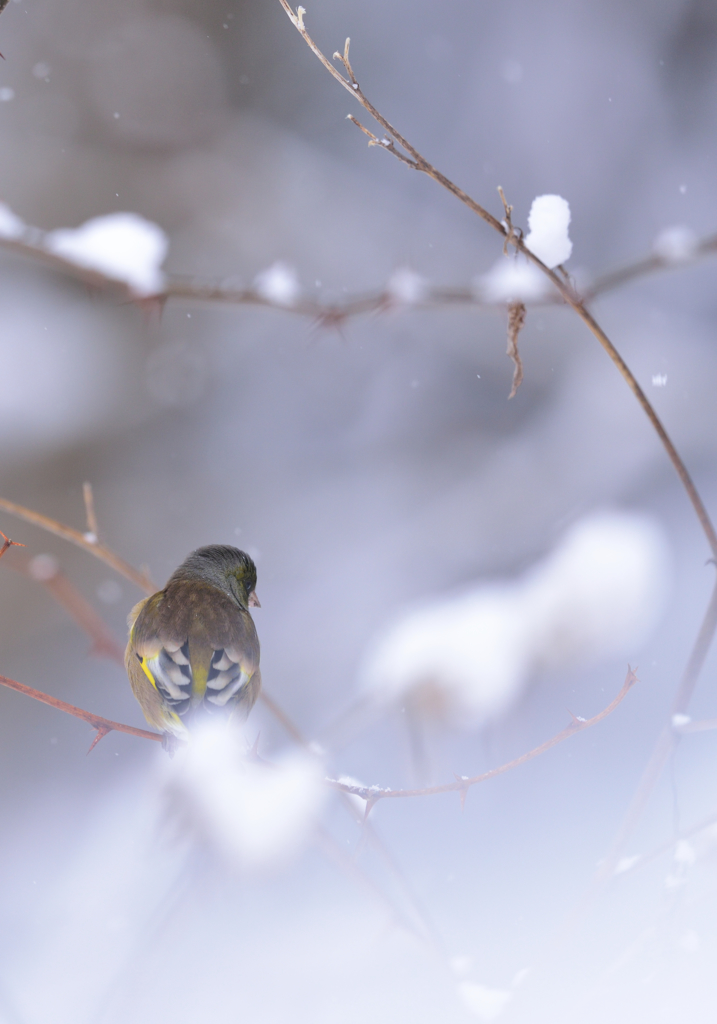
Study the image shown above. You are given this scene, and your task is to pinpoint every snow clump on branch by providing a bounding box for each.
[524,194,572,268]
[653,225,698,264]
[254,261,301,305]
[44,212,168,296]
[0,202,26,240]
[477,257,550,302]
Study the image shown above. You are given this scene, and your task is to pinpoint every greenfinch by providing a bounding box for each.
[125,545,261,748]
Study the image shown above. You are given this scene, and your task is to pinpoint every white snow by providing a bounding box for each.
[653,225,698,264]
[671,713,691,728]
[386,267,428,305]
[0,87,15,102]
[44,212,168,295]
[254,261,301,305]
[674,840,696,867]
[162,724,326,869]
[477,256,550,303]
[0,201,26,239]
[458,982,512,1021]
[652,374,668,387]
[615,854,642,875]
[524,194,573,268]
[360,512,669,728]
[679,930,701,953]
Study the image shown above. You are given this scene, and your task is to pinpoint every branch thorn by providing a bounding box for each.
[0,530,25,561]
[454,775,471,812]
[87,724,111,754]
[364,794,380,821]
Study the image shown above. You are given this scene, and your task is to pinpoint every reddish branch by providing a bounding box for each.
[0,674,161,751]
[0,496,155,594]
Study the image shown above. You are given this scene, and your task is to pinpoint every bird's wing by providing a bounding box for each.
[135,637,194,716]
[204,645,253,707]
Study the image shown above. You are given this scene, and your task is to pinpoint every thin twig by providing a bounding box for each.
[82,482,99,542]
[673,716,717,734]
[586,232,717,300]
[326,668,638,807]
[0,495,156,593]
[613,807,717,880]
[595,573,717,880]
[0,673,161,749]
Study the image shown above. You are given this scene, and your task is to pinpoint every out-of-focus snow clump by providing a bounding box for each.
[161,723,326,870]
[360,512,670,727]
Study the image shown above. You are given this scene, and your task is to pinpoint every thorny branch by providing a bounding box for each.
[0,495,156,594]
[0,205,716,323]
[0,673,161,751]
[327,668,638,812]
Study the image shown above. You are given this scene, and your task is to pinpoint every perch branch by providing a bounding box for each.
[0,673,161,749]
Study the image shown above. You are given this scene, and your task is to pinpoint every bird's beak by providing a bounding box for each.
[249,591,261,608]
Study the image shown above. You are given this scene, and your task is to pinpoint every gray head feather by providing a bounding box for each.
[167,545,258,609]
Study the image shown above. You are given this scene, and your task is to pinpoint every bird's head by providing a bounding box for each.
[171,545,260,610]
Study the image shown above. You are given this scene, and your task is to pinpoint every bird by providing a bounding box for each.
[125,545,261,749]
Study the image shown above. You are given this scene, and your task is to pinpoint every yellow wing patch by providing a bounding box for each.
[139,656,158,691]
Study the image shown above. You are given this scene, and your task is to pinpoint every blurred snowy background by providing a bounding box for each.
[0,0,717,1021]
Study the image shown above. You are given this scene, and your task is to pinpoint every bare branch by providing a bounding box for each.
[0,673,161,748]
[0,494,156,594]
[2,225,717,325]
[327,667,638,805]
[596,573,717,881]
[82,482,99,542]
[586,232,717,300]
[673,715,717,734]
